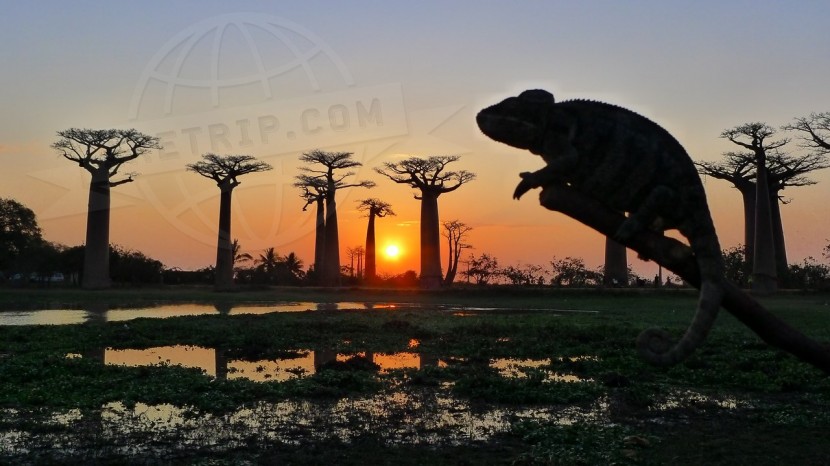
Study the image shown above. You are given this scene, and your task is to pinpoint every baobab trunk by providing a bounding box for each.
[443,240,458,286]
[420,191,442,289]
[214,187,235,291]
[313,198,326,281]
[604,238,628,286]
[323,193,341,286]
[740,187,756,273]
[769,195,788,279]
[752,163,777,294]
[83,170,112,289]
[364,213,377,282]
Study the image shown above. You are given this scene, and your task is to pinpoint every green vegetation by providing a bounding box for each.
[1,288,829,463]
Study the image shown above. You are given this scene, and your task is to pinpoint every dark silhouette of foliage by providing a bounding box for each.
[236,248,305,285]
[462,253,499,285]
[109,245,164,285]
[721,245,750,287]
[550,256,602,287]
[377,270,419,288]
[58,245,85,286]
[52,128,161,289]
[186,153,272,291]
[375,155,475,289]
[500,263,546,286]
[0,198,43,274]
[784,257,830,290]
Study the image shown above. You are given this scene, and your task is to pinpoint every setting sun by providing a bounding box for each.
[384,244,401,259]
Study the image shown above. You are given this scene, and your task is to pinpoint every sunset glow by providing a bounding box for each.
[0,3,827,280]
[384,244,401,260]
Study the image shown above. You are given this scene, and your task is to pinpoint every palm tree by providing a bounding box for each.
[282,252,305,284]
[256,247,281,284]
[232,239,253,266]
[375,156,475,289]
[186,153,272,291]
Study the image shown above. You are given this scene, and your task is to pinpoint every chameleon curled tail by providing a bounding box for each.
[636,280,724,366]
[635,228,725,366]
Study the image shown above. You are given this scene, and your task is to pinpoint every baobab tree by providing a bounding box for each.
[720,123,788,294]
[294,175,328,281]
[699,126,828,285]
[52,128,161,289]
[441,219,473,286]
[375,156,475,289]
[186,153,272,291]
[356,198,395,283]
[298,149,375,286]
[783,112,830,155]
[696,152,757,271]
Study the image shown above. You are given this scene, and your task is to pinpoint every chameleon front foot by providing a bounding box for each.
[513,172,538,199]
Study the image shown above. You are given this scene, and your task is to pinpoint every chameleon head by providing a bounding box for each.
[476,89,555,153]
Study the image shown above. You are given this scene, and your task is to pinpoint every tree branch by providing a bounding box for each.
[537,184,830,374]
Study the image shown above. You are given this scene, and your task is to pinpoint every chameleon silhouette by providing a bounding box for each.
[476,89,725,366]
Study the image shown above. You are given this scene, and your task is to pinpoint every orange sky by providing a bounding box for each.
[1,3,829,279]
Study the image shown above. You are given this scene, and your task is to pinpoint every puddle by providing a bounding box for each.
[77,345,438,383]
[73,345,603,386]
[1,387,745,458]
[490,357,593,383]
[0,302,598,326]
[106,345,220,376]
[0,302,391,326]
[0,309,89,326]
[0,387,610,459]
[654,389,743,411]
[227,355,313,382]
[1,348,746,460]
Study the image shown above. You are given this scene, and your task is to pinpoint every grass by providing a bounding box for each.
[1,286,829,464]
